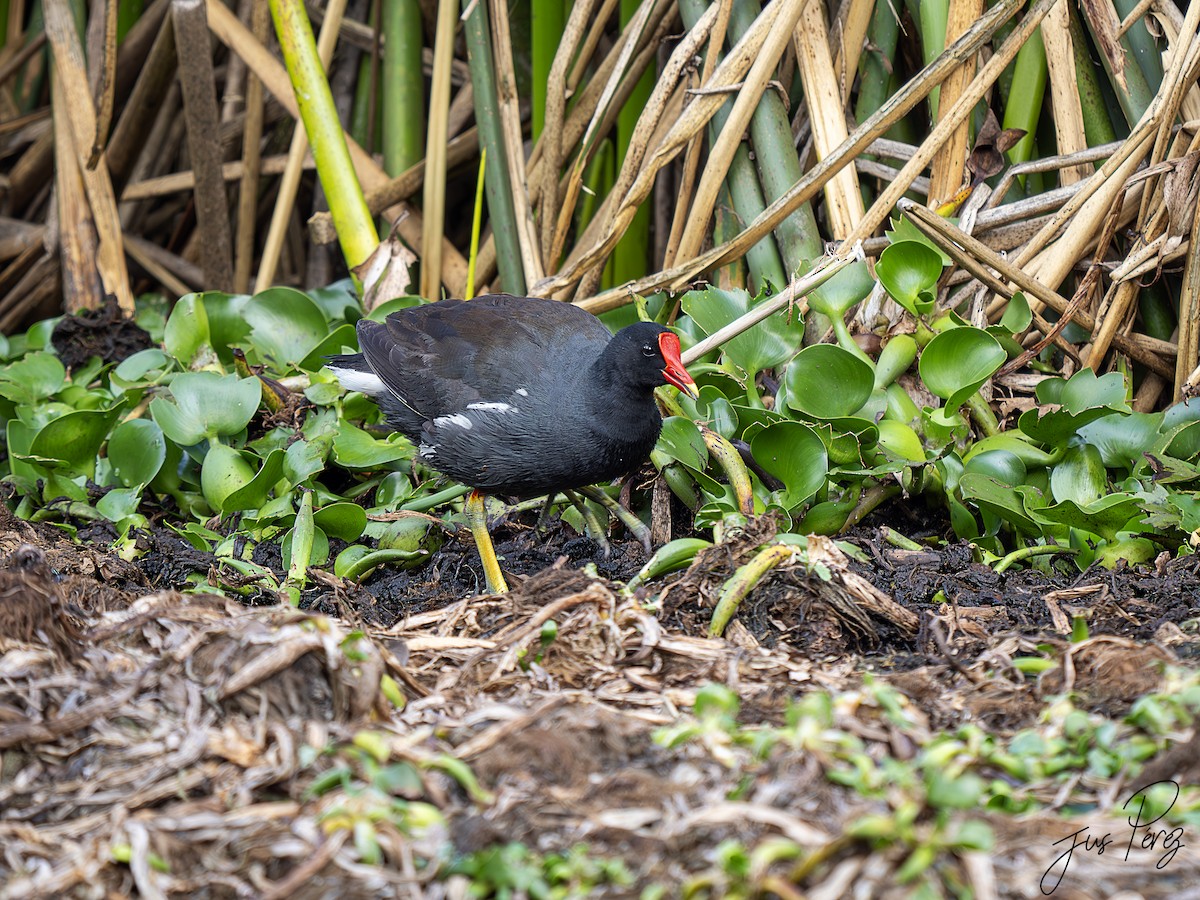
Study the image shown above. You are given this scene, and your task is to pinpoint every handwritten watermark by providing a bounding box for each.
[1041,780,1186,894]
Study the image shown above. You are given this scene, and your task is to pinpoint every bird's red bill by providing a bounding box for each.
[658,332,699,400]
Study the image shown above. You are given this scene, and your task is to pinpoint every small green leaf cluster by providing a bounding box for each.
[655,670,1200,893]
[448,842,634,900]
[0,282,448,598]
[648,225,1200,572]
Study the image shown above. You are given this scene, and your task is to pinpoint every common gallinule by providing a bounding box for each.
[328,294,699,593]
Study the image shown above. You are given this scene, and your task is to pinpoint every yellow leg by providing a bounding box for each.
[465,490,509,593]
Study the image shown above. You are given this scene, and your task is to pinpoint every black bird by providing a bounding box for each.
[328,294,699,592]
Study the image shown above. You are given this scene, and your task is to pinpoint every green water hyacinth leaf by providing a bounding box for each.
[885,215,953,265]
[653,416,708,471]
[1077,412,1161,471]
[112,349,173,387]
[1030,495,1147,542]
[200,444,256,512]
[876,420,925,463]
[963,449,1027,486]
[1050,443,1106,506]
[365,295,424,321]
[959,474,1046,536]
[26,408,123,478]
[301,323,359,371]
[783,345,874,419]
[307,278,360,321]
[285,438,327,485]
[222,448,286,512]
[200,292,252,364]
[163,293,210,364]
[0,352,65,403]
[332,421,412,468]
[1163,398,1200,429]
[108,419,167,488]
[919,328,1005,411]
[680,286,805,375]
[806,262,876,318]
[244,287,330,370]
[150,372,262,444]
[1163,421,1200,461]
[875,241,944,316]
[314,502,368,541]
[749,421,828,508]
[999,292,1032,333]
[1036,368,1128,412]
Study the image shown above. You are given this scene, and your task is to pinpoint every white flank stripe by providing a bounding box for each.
[434,413,473,430]
[515,388,529,397]
[467,401,516,413]
[328,366,386,396]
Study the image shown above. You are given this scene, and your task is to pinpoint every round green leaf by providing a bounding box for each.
[201,292,252,364]
[876,420,925,463]
[332,421,413,468]
[963,449,1027,486]
[652,416,708,471]
[314,502,368,541]
[244,288,329,371]
[1077,412,1161,470]
[108,419,167,488]
[748,421,828,508]
[222,448,287,511]
[680,286,804,376]
[150,372,262,444]
[783,344,874,419]
[0,352,66,403]
[918,328,1005,410]
[27,408,121,477]
[875,241,944,315]
[163,293,211,364]
[806,261,875,318]
[113,349,173,385]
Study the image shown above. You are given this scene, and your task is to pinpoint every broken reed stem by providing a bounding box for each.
[43,0,135,310]
[174,0,236,292]
[420,0,458,300]
[235,0,270,294]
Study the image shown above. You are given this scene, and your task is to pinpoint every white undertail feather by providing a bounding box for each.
[328,366,386,396]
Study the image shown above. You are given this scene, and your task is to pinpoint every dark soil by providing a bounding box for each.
[4,501,1199,898]
[50,296,153,369]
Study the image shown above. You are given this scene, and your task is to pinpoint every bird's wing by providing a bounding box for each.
[357,296,610,418]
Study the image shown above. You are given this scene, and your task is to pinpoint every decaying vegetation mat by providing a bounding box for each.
[2,515,1199,898]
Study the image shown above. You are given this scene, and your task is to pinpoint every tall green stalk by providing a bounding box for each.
[1069,8,1117,146]
[532,0,565,142]
[462,0,526,295]
[1002,26,1047,166]
[1110,0,1163,90]
[725,0,823,280]
[382,0,425,176]
[677,0,788,293]
[612,0,654,285]
[270,0,378,272]
[117,0,143,42]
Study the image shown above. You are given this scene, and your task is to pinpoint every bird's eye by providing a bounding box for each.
[642,345,656,357]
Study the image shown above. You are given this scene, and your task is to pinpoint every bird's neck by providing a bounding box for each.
[583,356,659,436]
